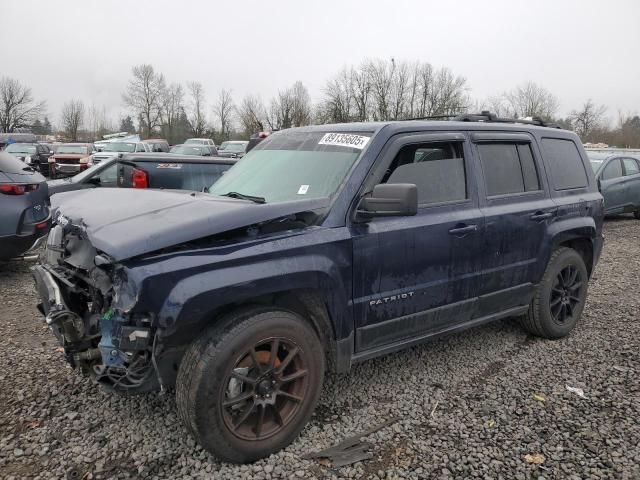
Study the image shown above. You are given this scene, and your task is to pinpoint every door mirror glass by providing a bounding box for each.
[358,183,418,219]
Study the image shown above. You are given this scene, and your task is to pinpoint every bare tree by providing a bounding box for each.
[161,83,185,143]
[213,89,235,140]
[0,77,46,132]
[319,59,468,123]
[186,81,207,137]
[61,99,85,141]
[86,104,113,141]
[237,95,266,134]
[504,82,559,119]
[568,99,607,140]
[122,64,166,138]
[290,81,312,127]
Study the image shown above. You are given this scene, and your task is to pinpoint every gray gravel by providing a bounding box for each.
[1,217,640,479]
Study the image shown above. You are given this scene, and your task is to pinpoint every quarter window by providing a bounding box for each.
[623,158,640,176]
[541,138,588,190]
[478,143,540,196]
[383,142,467,205]
[602,159,623,180]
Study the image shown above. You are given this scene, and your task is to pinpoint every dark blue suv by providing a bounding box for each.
[33,113,604,463]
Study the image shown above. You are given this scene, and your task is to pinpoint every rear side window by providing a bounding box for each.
[478,143,540,196]
[623,158,640,176]
[384,142,467,205]
[541,138,588,190]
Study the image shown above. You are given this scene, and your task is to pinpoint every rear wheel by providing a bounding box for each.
[176,308,325,463]
[520,247,589,339]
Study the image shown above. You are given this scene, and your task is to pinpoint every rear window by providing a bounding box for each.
[142,162,232,191]
[542,138,588,190]
[0,152,36,174]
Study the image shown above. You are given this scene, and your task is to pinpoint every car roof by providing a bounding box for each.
[59,143,92,146]
[142,139,168,143]
[121,153,237,164]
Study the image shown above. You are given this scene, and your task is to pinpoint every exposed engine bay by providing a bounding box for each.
[33,222,158,392]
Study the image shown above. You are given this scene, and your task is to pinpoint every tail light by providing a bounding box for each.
[0,184,38,195]
[132,168,149,189]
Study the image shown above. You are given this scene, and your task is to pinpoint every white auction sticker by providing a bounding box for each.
[318,133,370,150]
[297,184,310,195]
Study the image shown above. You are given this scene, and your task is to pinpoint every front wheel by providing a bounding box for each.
[176,308,325,463]
[520,247,589,339]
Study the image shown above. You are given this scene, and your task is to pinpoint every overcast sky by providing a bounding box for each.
[2,0,639,126]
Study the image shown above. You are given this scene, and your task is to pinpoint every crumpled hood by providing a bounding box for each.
[51,189,329,261]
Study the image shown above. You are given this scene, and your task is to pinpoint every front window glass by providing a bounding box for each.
[102,142,136,153]
[209,131,370,203]
[72,161,109,183]
[171,145,206,155]
[225,142,248,152]
[6,143,37,154]
[57,145,89,154]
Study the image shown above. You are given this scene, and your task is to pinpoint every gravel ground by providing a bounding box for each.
[1,217,639,479]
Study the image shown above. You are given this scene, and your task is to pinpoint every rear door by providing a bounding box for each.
[473,132,555,315]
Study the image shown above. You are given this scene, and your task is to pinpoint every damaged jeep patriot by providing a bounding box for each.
[34,113,604,463]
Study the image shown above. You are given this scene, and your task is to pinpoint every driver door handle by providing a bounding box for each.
[448,224,478,235]
[530,211,555,221]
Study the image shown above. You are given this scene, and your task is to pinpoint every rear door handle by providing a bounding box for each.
[530,211,555,221]
[448,224,478,235]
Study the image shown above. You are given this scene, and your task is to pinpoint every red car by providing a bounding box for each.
[48,143,95,178]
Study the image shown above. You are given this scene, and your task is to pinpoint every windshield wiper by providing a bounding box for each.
[219,191,266,204]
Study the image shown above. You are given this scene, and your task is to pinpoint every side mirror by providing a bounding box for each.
[357,183,418,220]
[87,176,101,185]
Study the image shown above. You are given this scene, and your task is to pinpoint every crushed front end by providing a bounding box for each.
[33,220,159,393]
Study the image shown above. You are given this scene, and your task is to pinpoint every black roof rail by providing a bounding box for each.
[402,114,458,121]
[452,111,562,129]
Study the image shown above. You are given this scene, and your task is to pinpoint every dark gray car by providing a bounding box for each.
[0,152,51,259]
[588,151,640,218]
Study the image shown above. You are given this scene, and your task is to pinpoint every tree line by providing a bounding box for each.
[1,59,639,148]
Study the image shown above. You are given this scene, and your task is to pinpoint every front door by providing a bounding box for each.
[600,158,626,213]
[351,133,485,353]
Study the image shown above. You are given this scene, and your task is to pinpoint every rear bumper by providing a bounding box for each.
[0,224,50,260]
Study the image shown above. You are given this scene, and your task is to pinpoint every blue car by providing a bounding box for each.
[34,113,604,463]
[588,150,640,218]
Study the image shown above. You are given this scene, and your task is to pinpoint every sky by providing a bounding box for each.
[2,0,639,127]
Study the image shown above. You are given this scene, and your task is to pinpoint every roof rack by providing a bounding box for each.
[452,111,562,129]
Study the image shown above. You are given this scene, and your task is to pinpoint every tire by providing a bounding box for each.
[176,307,325,463]
[520,247,589,339]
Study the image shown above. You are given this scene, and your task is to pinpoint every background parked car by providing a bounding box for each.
[90,141,151,165]
[0,152,50,259]
[0,132,37,149]
[48,143,95,178]
[170,144,218,156]
[3,142,53,176]
[245,131,271,153]
[48,152,237,196]
[589,151,640,217]
[143,138,170,153]
[185,138,216,147]
[217,140,248,158]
